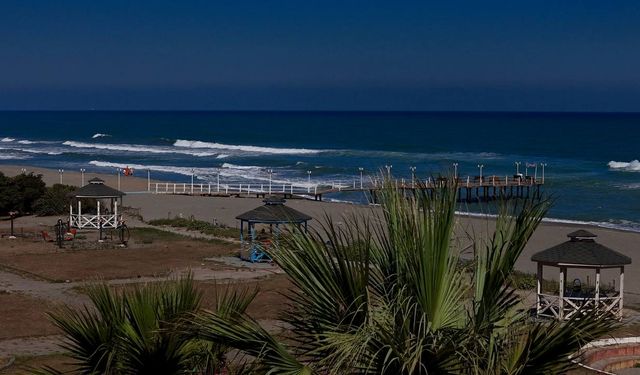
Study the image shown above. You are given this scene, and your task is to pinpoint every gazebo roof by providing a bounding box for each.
[566,229,597,238]
[68,177,125,198]
[236,197,312,224]
[531,231,631,267]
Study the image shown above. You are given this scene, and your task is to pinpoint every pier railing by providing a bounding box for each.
[149,174,544,200]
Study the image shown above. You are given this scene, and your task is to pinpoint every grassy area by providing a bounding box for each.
[147,217,238,239]
[510,270,560,292]
[129,227,191,243]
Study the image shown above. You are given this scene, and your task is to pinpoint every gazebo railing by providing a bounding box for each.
[538,293,622,320]
[70,214,122,229]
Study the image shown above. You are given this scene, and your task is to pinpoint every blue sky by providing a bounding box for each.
[1,0,639,111]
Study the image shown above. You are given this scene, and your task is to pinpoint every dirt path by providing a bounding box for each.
[0,256,282,362]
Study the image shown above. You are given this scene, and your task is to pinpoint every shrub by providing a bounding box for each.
[33,184,76,216]
[148,217,237,238]
[0,172,46,215]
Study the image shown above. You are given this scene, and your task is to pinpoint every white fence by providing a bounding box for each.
[70,214,122,229]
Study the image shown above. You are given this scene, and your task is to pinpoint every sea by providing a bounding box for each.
[1,111,639,231]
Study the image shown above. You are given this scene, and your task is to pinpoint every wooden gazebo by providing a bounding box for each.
[532,230,631,320]
[235,197,312,262]
[68,177,125,230]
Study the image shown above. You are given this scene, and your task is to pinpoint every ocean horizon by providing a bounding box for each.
[1,110,639,231]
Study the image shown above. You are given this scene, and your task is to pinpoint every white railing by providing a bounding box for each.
[537,293,622,320]
[70,214,122,229]
[149,175,545,197]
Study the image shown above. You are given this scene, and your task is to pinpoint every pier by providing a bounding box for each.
[149,174,544,203]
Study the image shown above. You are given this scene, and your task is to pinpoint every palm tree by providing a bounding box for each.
[37,273,255,374]
[189,179,618,374]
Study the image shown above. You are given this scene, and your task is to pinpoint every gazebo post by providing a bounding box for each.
[114,199,118,224]
[536,263,543,314]
[620,266,625,313]
[240,220,244,244]
[78,200,82,227]
[595,267,601,306]
[559,266,565,320]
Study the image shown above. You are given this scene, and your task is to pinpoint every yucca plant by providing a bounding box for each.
[188,178,618,374]
[37,273,255,374]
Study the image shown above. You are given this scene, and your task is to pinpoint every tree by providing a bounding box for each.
[0,172,17,215]
[33,184,76,216]
[11,172,46,214]
[0,172,46,215]
[189,179,617,374]
[37,274,255,374]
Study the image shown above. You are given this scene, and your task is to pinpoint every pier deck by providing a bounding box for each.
[149,175,544,203]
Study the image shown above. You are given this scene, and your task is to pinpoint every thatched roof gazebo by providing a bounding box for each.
[532,230,631,320]
[68,177,125,230]
[235,197,312,262]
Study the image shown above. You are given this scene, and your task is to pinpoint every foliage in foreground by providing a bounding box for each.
[187,180,618,374]
[37,274,255,374]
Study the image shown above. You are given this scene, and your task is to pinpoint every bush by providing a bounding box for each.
[148,217,237,238]
[0,172,46,215]
[33,184,76,216]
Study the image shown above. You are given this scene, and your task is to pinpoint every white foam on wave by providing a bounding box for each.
[89,160,316,188]
[221,163,260,170]
[174,139,323,155]
[17,140,36,144]
[92,133,110,139]
[608,160,640,172]
[616,183,640,190]
[0,146,62,156]
[64,141,220,157]
[89,161,219,177]
[1,137,15,142]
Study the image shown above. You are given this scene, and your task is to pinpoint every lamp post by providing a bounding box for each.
[385,164,392,176]
[452,163,458,180]
[190,168,195,194]
[525,164,529,177]
[515,162,521,175]
[478,164,484,184]
[534,163,538,181]
[358,167,364,189]
[147,169,151,192]
[80,168,86,186]
[541,163,547,183]
[268,169,273,194]
[117,167,121,191]
[307,170,312,193]
[58,169,64,184]
[410,166,416,188]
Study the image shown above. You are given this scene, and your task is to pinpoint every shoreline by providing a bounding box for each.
[2,163,638,235]
[1,163,639,299]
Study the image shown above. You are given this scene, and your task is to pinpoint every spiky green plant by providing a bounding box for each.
[188,178,618,374]
[36,273,255,375]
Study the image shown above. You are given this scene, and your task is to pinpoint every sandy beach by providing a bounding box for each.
[2,164,639,301]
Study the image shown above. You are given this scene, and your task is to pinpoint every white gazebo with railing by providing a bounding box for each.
[532,230,632,320]
[68,177,125,230]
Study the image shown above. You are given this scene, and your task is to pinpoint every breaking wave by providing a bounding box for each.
[608,160,640,172]
[92,133,111,139]
[174,139,323,155]
[1,137,15,142]
[63,141,220,157]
